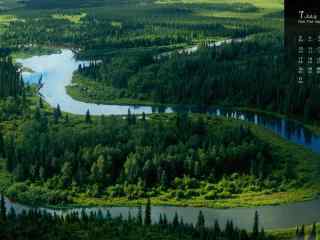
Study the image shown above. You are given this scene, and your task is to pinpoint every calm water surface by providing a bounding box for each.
[5,198,320,231]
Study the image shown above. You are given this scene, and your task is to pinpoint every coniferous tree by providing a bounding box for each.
[137,205,143,225]
[144,198,151,225]
[297,225,305,240]
[239,229,250,240]
[7,207,16,221]
[0,56,23,99]
[0,194,6,222]
[106,210,111,220]
[300,225,305,240]
[0,202,280,240]
[96,209,103,221]
[85,109,92,123]
[5,135,15,172]
[53,104,62,123]
[34,107,41,121]
[127,109,132,125]
[57,104,62,117]
[39,97,44,108]
[179,217,184,226]
[65,114,69,124]
[158,214,163,225]
[260,228,266,240]
[296,226,300,240]
[308,223,316,240]
[163,213,168,225]
[172,212,179,229]
[214,220,221,238]
[252,211,259,239]
[0,131,4,158]
[196,211,205,229]
[160,170,168,188]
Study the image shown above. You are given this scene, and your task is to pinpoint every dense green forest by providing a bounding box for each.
[0,0,319,238]
[2,12,262,55]
[0,0,282,58]
[0,65,318,209]
[71,33,320,122]
[2,109,277,204]
[0,0,317,201]
[0,104,317,208]
[0,51,26,121]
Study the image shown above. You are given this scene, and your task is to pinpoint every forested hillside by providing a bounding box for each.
[0,0,282,58]
[71,34,320,122]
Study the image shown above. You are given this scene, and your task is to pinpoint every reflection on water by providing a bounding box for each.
[18,50,320,153]
[18,49,173,116]
[208,108,320,154]
[5,198,320,231]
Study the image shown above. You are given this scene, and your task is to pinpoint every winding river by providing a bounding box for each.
[5,197,320,231]
[14,48,320,231]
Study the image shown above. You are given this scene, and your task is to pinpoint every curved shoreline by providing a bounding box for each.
[5,196,320,231]
[67,78,320,137]
[17,37,245,116]
[18,49,173,116]
[11,47,320,231]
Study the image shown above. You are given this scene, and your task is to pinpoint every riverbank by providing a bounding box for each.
[66,73,167,107]
[72,189,319,209]
[12,47,61,60]
[233,106,320,136]
[9,48,320,223]
[268,223,320,240]
[1,114,319,210]
[70,118,320,209]
[1,71,320,237]
[67,72,320,136]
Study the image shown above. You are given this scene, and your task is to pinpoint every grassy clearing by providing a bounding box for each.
[195,10,262,20]
[110,21,122,28]
[0,14,17,33]
[155,0,283,10]
[72,188,319,209]
[0,14,17,23]
[52,13,86,24]
[155,0,283,21]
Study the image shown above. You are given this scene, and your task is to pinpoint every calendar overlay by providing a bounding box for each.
[285,1,320,87]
